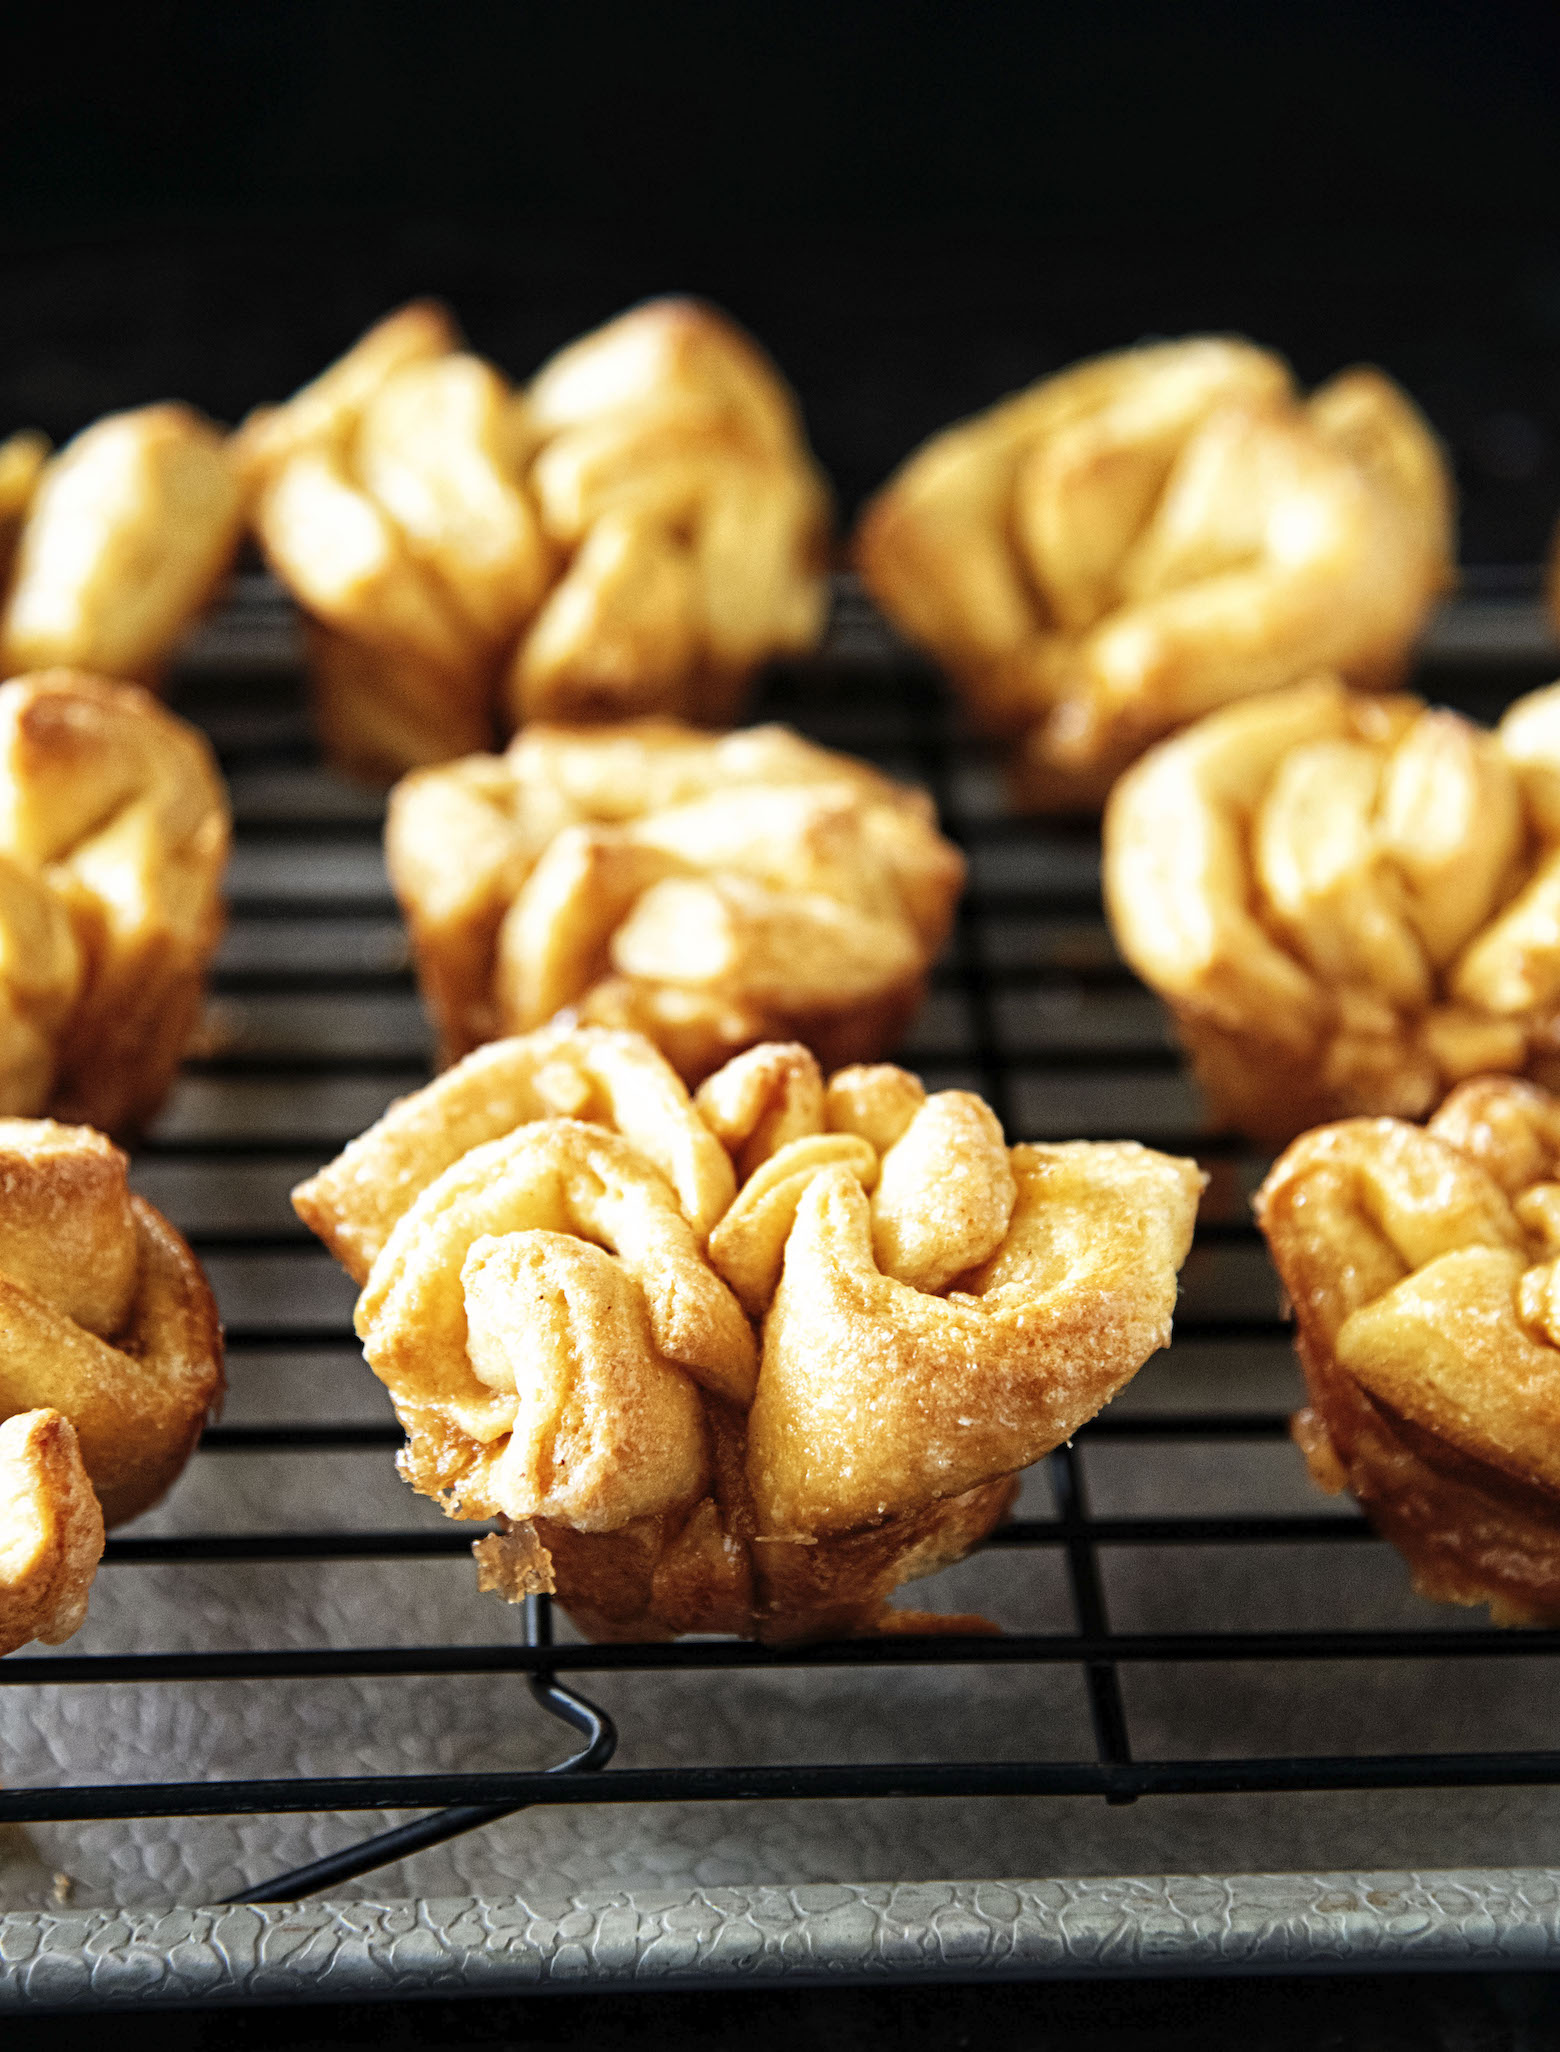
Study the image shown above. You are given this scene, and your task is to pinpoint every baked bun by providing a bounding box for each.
[0,406,242,687]
[239,299,830,778]
[1257,1076,1560,1623]
[1100,681,1560,1149]
[855,338,1451,808]
[1100,673,1560,1148]
[0,669,230,1133]
[0,1118,223,1527]
[295,1025,1202,1642]
[385,717,964,1082]
[0,1408,105,1656]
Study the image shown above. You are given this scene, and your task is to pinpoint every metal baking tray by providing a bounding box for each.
[5,573,1560,2008]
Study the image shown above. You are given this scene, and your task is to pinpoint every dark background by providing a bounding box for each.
[3,0,1560,557]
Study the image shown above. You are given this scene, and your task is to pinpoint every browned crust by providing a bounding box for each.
[0,670,230,1136]
[0,1181,225,1529]
[242,297,831,779]
[854,339,1452,811]
[385,718,964,1086]
[0,1407,105,1654]
[295,1027,1202,1643]
[1257,1082,1560,1623]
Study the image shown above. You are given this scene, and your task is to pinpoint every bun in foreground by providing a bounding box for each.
[296,1026,1202,1641]
[0,1409,104,1656]
[0,1117,223,1529]
[1259,1076,1560,1623]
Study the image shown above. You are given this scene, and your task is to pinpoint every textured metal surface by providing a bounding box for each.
[7,1871,1560,2009]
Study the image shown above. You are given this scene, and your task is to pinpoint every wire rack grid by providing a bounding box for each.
[3,572,1560,1910]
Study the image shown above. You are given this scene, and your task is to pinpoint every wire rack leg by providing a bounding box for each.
[224,1596,617,1903]
[1049,1444,1136,1806]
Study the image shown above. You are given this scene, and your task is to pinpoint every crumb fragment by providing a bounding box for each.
[473,1523,556,1602]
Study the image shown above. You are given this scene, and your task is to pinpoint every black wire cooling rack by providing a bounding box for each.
[4,571,1560,1908]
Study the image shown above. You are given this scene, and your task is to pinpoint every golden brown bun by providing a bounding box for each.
[0,670,230,1134]
[385,717,964,1083]
[0,432,49,590]
[1257,1077,1560,1623]
[0,406,242,688]
[855,339,1452,809]
[0,1119,223,1528]
[1102,673,1560,1148]
[293,1020,740,1284]
[295,1027,1202,1642]
[240,299,830,780]
[0,1408,105,1655]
